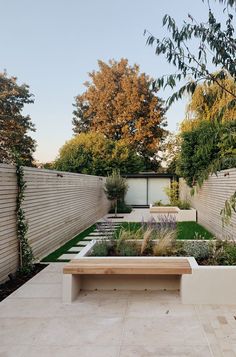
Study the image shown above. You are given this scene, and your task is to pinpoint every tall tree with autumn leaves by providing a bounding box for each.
[72,59,167,170]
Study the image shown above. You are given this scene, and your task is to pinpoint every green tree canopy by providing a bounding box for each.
[54,132,144,176]
[0,72,36,166]
[176,120,236,187]
[72,58,167,170]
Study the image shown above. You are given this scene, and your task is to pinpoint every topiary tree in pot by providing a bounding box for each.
[104,170,128,217]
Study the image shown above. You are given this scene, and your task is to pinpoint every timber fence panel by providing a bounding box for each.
[22,167,110,260]
[0,165,18,283]
[179,168,236,239]
[0,164,110,282]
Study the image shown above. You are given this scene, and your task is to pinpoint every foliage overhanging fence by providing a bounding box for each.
[0,164,110,283]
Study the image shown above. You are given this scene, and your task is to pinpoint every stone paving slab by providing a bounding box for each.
[84,236,110,240]
[68,246,83,252]
[1,264,236,356]
[57,253,77,260]
[76,241,88,246]
[92,231,114,234]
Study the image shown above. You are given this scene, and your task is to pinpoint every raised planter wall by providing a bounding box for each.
[181,258,236,305]
[149,206,197,222]
[0,164,110,283]
[65,242,236,304]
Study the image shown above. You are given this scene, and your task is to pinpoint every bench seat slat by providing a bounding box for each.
[63,258,192,275]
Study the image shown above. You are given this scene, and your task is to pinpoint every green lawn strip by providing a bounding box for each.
[176,221,213,240]
[41,224,96,263]
[113,221,213,240]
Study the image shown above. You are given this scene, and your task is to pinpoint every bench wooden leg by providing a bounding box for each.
[63,274,81,303]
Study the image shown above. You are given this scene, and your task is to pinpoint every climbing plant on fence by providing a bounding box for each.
[16,164,34,273]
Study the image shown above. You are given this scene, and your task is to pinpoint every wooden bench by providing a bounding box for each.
[62,257,192,303]
[149,206,179,214]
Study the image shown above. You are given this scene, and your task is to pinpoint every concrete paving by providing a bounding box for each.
[1,263,236,356]
[100,208,166,223]
[57,254,77,261]
[67,247,83,253]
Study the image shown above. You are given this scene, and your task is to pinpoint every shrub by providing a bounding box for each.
[182,241,210,262]
[208,239,236,265]
[117,241,139,256]
[90,240,110,256]
[223,242,236,265]
[177,200,191,210]
[153,200,164,206]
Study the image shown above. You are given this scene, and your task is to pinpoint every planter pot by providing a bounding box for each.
[149,205,197,222]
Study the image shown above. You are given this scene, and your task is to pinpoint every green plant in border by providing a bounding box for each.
[164,180,179,206]
[104,170,128,217]
[16,163,34,273]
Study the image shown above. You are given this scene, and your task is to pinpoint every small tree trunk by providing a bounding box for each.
[115,198,118,217]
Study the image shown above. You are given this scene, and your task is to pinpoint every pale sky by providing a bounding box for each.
[0,0,225,162]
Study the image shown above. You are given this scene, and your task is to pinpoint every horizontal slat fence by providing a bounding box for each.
[0,164,110,283]
[179,168,236,239]
[0,164,18,283]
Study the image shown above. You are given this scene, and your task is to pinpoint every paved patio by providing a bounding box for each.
[1,263,236,356]
[100,208,153,223]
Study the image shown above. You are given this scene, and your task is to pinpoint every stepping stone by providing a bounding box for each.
[89,232,113,237]
[77,241,89,246]
[68,246,83,252]
[89,235,113,239]
[98,224,120,227]
[85,236,110,240]
[57,253,76,261]
[97,222,120,227]
[96,229,115,231]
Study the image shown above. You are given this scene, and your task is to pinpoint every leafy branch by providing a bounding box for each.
[221,191,236,225]
[144,2,236,106]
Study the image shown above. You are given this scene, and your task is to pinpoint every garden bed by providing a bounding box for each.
[69,239,236,304]
[0,264,47,302]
